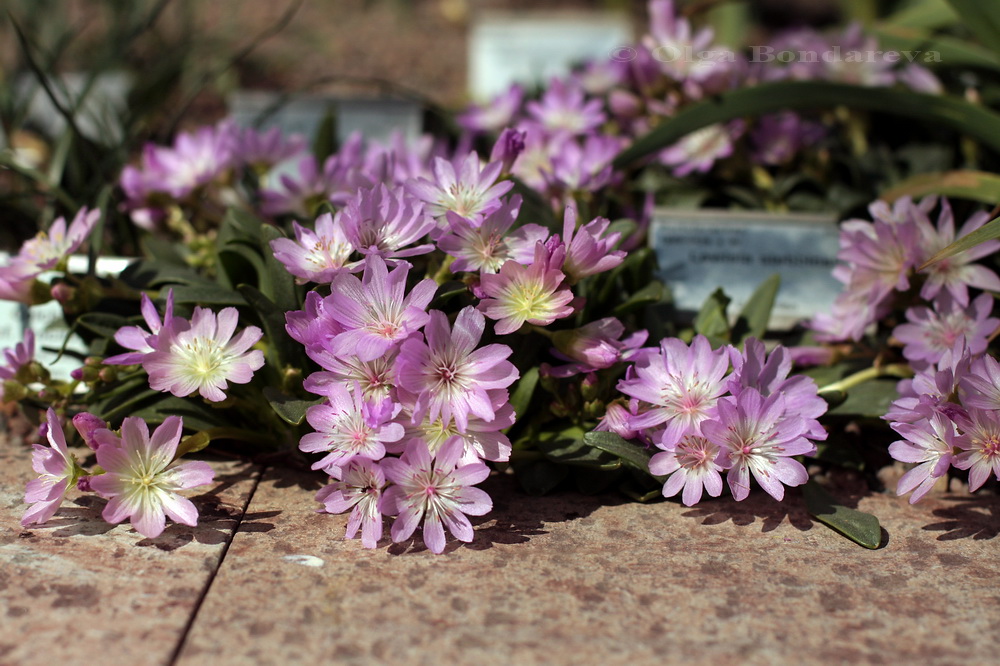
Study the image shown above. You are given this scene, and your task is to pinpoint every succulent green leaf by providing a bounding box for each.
[583,431,654,474]
[508,366,539,422]
[732,274,780,347]
[804,481,883,549]
[175,431,212,459]
[263,387,323,426]
[612,281,666,317]
[694,288,731,346]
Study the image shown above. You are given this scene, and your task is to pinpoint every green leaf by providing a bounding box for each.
[881,170,1000,206]
[430,281,469,309]
[607,218,638,245]
[537,426,621,470]
[872,28,1000,72]
[170,285,248,306]
[259,224,299,312]
[693,288,731,346]
[613,82,1000,168]
[508,366,539,422]
[312,106,339,162]
[510,177,558,229]
[881,0,956,29]
[943,0,1000,58]
[218,208,264,247]
[828,378,899,418]
[732,274,780,346]
[919,214,1000,271]
[263,386,322,426]
[217,245,265,292]
[803,481,883,549]
[237,284,300,369]
[175,431,212,459]
[129,396,226,432]
[583,431,654,475]
[611,281,666,317]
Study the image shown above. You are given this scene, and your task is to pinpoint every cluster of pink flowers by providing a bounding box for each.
[810,197,1000,344]
[884,340,1000,503]
[807,194,1000,502]
[286,261,518,553]
[103,289,265,402]
[610,337,828,506]
[267,135,637,549]
[21,408,215,538]
[457,0,942,187]
[0,208,100,303]
[121,121,308,228]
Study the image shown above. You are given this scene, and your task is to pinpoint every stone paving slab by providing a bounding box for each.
[0,440,261,666]
[178,466,1000,666]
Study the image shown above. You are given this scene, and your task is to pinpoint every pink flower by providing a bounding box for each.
[71,412,107,451]
[952,408,1000,492]
[0,208,100,302]
[436,197,522,274]
[477,243,576,335]
[960,353,1000,411]
[525,78,606,136]
[703,389,813,502]
[326,256,436,362]
[316,458,387,549]
[659,123,741,177]
[617,335,731,447]
[649,433,725,506]
[889,413,956,504]
[397,306,518,432]
[380,439,493,554]
[303,351,398,402]
[104,290,174,365]
[560,207,625,283]
[89,416,215,538]
[300,383,404,474]
[144,306,264,402]
[915,202,1000,306]
[546,317,648,378]
[457,85,524,134]
[21,409,78,526]
[396,400,515,464]
[407,152,514,223]
[894,293,998,365]
[270,212,355,284]
[0,329,34,386]
[235,125,308,170]
[339,184,435,267]
[835,215,920,304]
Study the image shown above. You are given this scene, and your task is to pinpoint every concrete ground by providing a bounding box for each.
[2,436,999,666]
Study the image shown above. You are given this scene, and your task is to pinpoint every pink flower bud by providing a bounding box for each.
[72,412,107,450]
[489,128,525,174]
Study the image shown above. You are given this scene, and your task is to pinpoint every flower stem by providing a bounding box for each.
[817,363,913,395]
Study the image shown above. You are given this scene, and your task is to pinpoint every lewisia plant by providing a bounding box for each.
[5,0,1000,553]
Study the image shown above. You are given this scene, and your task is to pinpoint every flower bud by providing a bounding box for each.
[489,128,525,175]
[50,282,75,304]
[73,412,108,451]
